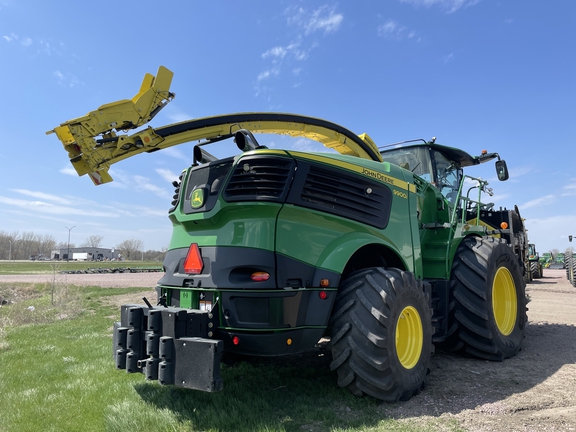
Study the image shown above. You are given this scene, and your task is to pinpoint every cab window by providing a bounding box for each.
[432,150,461,205]
[380,146,433,183]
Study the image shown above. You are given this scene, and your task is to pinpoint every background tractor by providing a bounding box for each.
[540,252,553,268]
[549,253,566,270]
[49,66,528,402]
[528,244,543,279]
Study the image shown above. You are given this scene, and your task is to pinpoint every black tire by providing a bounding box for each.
[530,261,541,279]
[539,263,544,279]
[328,267,433,402]
[568,254,576,288]
[523,260,533,284]
[446,236,527,361]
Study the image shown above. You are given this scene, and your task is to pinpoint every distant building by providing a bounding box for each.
[50,247,121,261]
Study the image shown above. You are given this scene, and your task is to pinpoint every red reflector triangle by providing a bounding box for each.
[183,243,203,274]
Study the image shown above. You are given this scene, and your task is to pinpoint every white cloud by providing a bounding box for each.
[561,180,576,196]
[156,168,180,184]
[262,46,287,59]
[0,195,119,217]
[304,5,343,35]
[378,20,402,37]
[164,107,194,124]
[117,202,167,218]
[520,194,555,210]
[2,33,60,54]
[105,169,173,198]
[256,5,342,99]
[399,0,481,14]
[159,146,190,162]
[257,70,271,81]
[257,67,280,81]
[377,19,419,42]
[443,53,455,64]
[133,175,171,199]
[53,70,82,88]
[60,166,77,176]
[9,189,75,206]
[290,138,329,152]
[2,32,17,42]
[286,5,344,35]
[289,41,316,61]
[509,165,534,179]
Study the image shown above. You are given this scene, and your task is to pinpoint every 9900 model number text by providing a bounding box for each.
[393,190,408,199]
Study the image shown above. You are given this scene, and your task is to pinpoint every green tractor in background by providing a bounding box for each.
[49,66,528,402]
[528,244,543,279]
[540,252,553,268]
[549,253,565,270]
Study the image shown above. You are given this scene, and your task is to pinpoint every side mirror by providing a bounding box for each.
[495,160,509,181]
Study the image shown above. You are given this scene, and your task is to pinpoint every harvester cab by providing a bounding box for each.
[48,66,528,403]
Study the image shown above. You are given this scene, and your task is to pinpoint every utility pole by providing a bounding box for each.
[9,239,12,261]
[66,226,76,262]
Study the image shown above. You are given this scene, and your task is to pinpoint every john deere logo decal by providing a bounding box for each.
[191,188,205,209]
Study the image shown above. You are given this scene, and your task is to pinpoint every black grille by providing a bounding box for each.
[224,156,294,202]
[288,164,392,229]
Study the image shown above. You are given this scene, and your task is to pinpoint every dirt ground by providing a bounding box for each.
[1,269,575,431]
[387,269,576,432]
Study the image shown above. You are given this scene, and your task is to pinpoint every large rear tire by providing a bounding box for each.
[567,253,575,287]
[530,261,541,279]
[328,267,433,402]
[448,236,527,361]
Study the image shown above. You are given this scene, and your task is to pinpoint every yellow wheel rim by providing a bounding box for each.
[492,267,517,336]
[395,306,423,369]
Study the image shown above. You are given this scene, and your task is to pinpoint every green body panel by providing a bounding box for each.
[168,201,282,251]
[276,204,413,275]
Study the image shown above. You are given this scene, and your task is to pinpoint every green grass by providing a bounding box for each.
[0,260,162,275]
[0,282,461,432]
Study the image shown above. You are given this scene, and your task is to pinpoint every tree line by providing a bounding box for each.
[0,231,166,261]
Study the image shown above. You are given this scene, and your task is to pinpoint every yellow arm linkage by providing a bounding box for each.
[46,66,174,185]
[47,66,382,185]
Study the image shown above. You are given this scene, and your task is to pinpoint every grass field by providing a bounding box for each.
[0,269,460,431]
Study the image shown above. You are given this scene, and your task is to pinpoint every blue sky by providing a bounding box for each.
[0,0,574,254]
